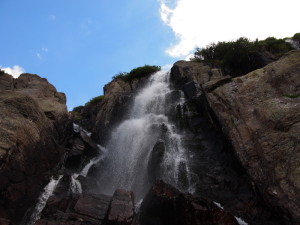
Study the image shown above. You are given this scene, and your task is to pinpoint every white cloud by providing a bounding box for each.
[42,48,48,52]
[1,65,25,78]
[159,0,300,58]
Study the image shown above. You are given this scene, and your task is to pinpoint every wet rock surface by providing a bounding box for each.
[107,189,135,225]
[147,140,165,184]
[77,76,152,145]
[35,189,135,225]
[138,180,239,225]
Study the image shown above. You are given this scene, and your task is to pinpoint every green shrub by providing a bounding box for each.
[0,69,6,76]
[112,65,161,82]
[72,105,84,113]
[292,33,300,40]
[284,93,300,98]
[192,33,298,77]
[256,37,293,56]
[112,72,128,80]
[85,95,104,107]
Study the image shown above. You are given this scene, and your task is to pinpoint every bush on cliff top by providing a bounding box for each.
[85,95,104,107]
[112,65,161,82]
[192,33,297,77]
[0,69,6,76]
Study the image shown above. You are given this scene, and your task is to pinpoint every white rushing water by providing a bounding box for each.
[97,71,195,199]
[23,144,106,224]
[24,175,63,225]
[71,144,108,194]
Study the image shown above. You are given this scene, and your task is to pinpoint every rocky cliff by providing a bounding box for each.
[205,50,300,223]
[0,73,71,223]
[171,50,300,224]
[0,50,299,225]
[77,75,152,145]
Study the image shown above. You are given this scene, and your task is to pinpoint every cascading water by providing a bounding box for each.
[97,71,195,199]
[21,175,63,225]
[21,144,106,225]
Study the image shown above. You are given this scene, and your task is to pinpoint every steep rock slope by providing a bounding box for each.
[170,50,300,223]
[204,50,300,223]
[79,75,151,144]
[0,73,70,223]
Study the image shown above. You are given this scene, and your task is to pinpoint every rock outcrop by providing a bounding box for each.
[204,50,300,223]
[34,189,135,225]
[138,180,240,225]
[0,72,71,223]
[170,50,300,223]
[79,76,151,145]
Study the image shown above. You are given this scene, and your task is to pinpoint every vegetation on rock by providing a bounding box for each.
[112,65,161,82]
[192,33,299,77]
[85,95,104,107]
[0,69,5,76]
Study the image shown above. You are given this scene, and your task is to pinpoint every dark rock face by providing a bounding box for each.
[147,140,165,184]
[0,218,11,225]
[35,194,111,225]
[170,61,223,93]
[169,58,294,224]
[107,189,135,225]
[0,73,70,223]
[138,180,239,225]
[78,76,152,145]
[205,50,300,223]
[35,189,135,225]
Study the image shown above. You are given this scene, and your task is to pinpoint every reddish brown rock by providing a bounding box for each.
[107,189,135,225]
[35,193,111,225]
[139,180,239,225]
[0,218,11,225]
[74,194,111,220]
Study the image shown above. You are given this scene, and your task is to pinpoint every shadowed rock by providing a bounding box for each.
[138,180,239,225]
[205,50,300,223]
[0,72,70,223]
[147,140,165,184]
[107,189,135,225]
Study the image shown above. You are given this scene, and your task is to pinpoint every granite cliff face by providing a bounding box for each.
[204,50,300,223]
[0,73,70,223]
[170,50,300,224]
[78,75,152,145]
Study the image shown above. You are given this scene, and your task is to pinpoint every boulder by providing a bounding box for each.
[0,218,11,225]
[138,180,240,225]
[147,140,165,184]
[107,189,135,225]
[170,61,223,95]
[204,50,300,223]
[35,190,136,225]
[36,193,111,225]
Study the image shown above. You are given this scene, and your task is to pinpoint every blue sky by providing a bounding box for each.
[0,0,299,109]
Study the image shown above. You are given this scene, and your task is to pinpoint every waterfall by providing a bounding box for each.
[71,145,107,194]
[22,176,63,225]
[97,71,195,199]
